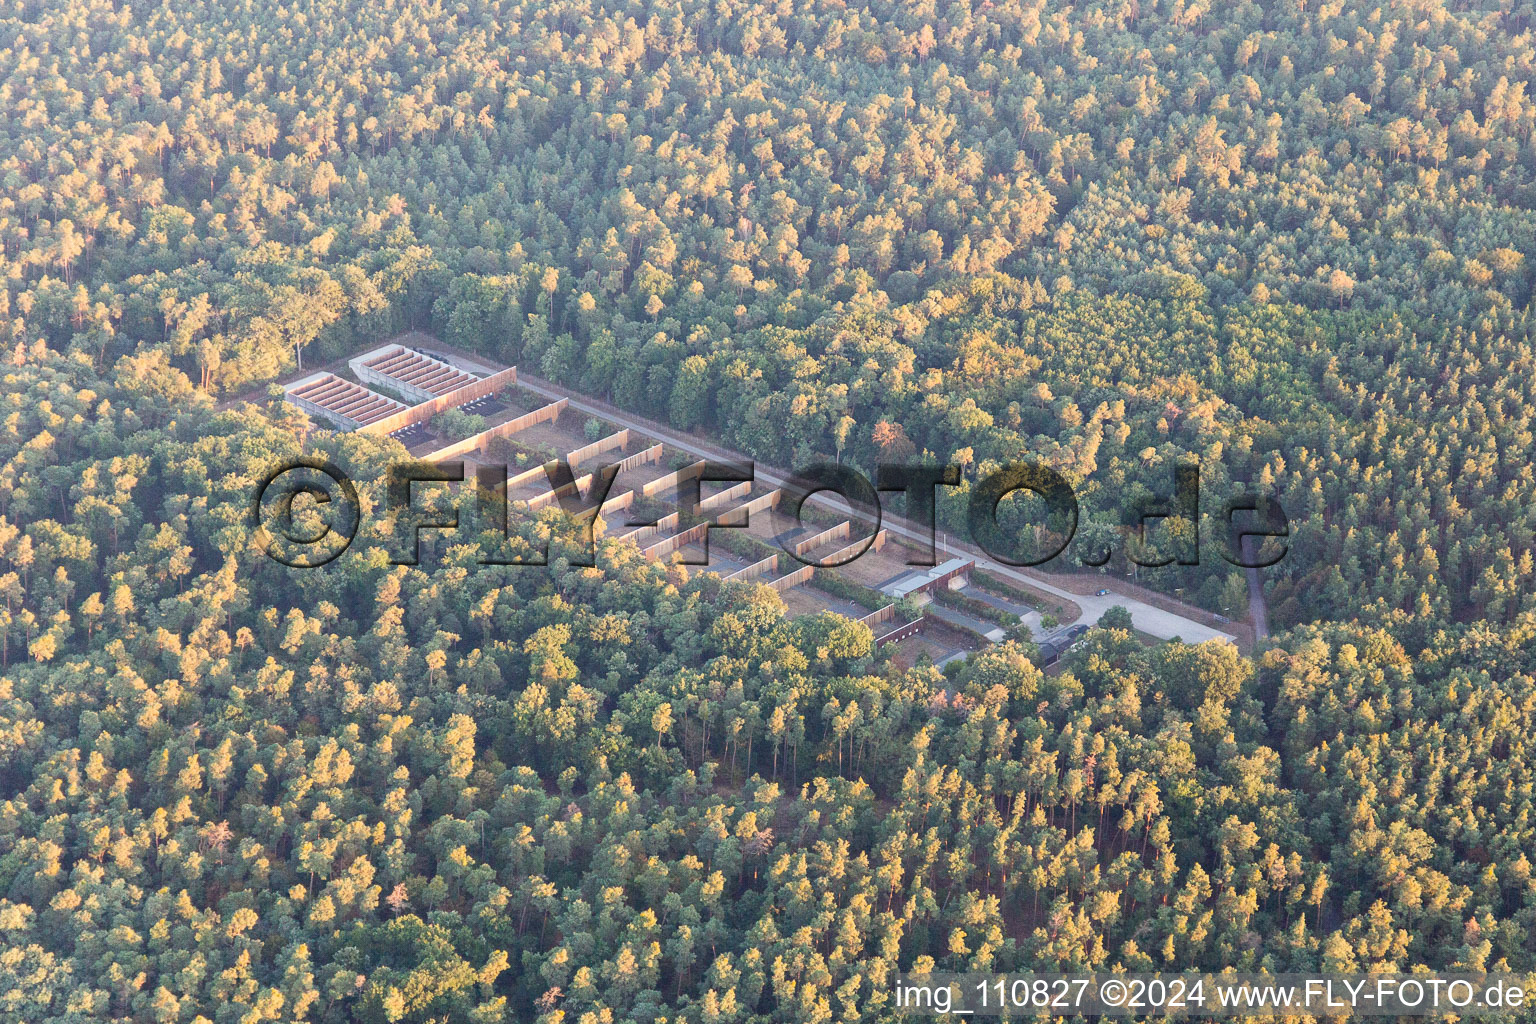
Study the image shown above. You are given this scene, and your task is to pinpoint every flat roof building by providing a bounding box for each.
[881,557,975,600]
[1038,637,1070,665]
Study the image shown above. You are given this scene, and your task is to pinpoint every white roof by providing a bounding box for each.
[882,557,974,598]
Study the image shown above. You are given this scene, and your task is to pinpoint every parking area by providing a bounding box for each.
[389,422,432,447]
[459,395,507,418]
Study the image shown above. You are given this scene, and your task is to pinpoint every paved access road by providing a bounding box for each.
[1242,535,1271,639]
[505,371,1239,647]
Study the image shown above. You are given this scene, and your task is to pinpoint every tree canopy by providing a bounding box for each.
[1,0,1536,1020]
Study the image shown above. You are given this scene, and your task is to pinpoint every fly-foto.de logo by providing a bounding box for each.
[251,457,1288,572]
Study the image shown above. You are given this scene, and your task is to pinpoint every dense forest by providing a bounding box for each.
[2,0,1536,1020]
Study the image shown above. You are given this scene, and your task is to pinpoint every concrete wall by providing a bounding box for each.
[520,468,607,512]
[523,481,583,511]
[734,489,781,519]
[507,463,549,490]
[286,393,364,431]
[285,371,409,430]
[642,522,710,560]
[874,615,925,647]
[858,604,897,628]
[351,345,485,403]
[597,490,635,520]
[424,397,566,461]
[568,429,630,470]
[724,555,778,582]
[353,353,431,403]
[697,480,753,515]
[621,513,680,545]
[494,397,565,436]
[617,444,665,474]
[641,460,706,498]
[523,478,632,519]
[359,366,520,435]
[793,521,851,557]
[928,560,974,592]
[817,529,888,566]
[769,565,816,592]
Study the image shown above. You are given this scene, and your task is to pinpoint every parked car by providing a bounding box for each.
[1095,589,1111,596]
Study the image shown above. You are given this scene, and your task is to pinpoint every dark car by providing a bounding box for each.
[1095,588,1111,596]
